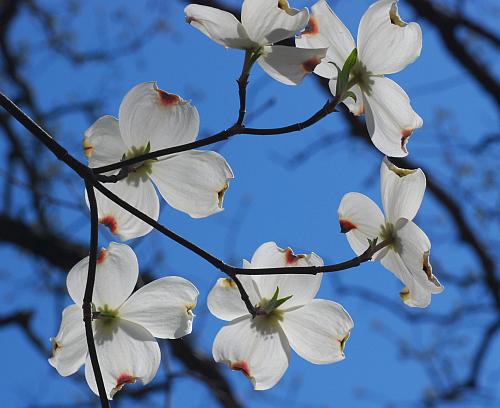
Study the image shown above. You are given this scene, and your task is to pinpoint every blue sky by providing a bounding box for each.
[1,0,498,407]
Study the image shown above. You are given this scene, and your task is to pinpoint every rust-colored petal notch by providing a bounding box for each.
[339,219,356,233]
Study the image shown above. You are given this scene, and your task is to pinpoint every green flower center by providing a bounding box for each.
[349,61,374,95]
[380,222,399,251]
[94,304,120,327]
[122,142,157,185]
[255,287,292,322]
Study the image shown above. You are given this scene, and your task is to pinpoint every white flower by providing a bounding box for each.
[338,157,443,307]
[208,242,353,390]
[48,242,199,399]
[84,82,234,240]
[296,0,423,156]
[184,1,327,85]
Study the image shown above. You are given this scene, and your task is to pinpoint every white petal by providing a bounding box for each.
[380,219,442,307]
[89,177,159,241]
[213,316,290,390]
[364,76,423,157]
[207,276,260,321]
[281,299,353,364]
[257,45,327,85]
[118,82,200,152]
[120,276,199,339]
[83,116,127,169]
[395,219,442,306]
[358,0,422,74]
[151,150,233,218]
[66,242,138,309]
[184,4,255,49]
[85,320,160,399]
[338,192,385,256]
[241,0,309,45]
[296,0,355,67]
[48,304,87,377]
[329,79,364,115]
[380,157,426,222]
[246,242,324,308]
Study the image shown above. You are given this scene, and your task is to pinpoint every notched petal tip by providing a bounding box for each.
[399,286,410,302]
[283,247,306,265]
[155,85,181,107]
[229,360,256,385]
[277,0,294,15]
[339,219,357,233]
[423,251,442,290]
[111,373,138,398]
[400,128,415,153]
[220,277,236,288]
[389,2,407,27]
[217,182,229,209]
[302,56,322,73]
[338,331,350,356]
[99,215,119,235]
[50,337,62,357]
[301,15,319,36]
[185,303,196,318]
[96,248,107,265]
[384,156,416,178]
[83,138,93,158]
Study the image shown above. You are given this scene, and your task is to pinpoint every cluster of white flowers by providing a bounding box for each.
[49,0,443,400]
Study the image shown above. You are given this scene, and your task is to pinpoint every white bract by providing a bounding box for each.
[338,158,443,307]
[208,242,353,390]
[84,82,234,240]
[184,1,328,85]
[49,242,199,399]
[296,0,423,156]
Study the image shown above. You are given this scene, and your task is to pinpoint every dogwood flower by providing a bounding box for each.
[84,82,234,240]
[338,158,443,307]
[208,242,353,390]
[296,0,423,156]
[49,242,199,399]
[184,1,327,85]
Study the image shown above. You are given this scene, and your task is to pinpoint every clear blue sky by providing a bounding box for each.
[1,0,497,407]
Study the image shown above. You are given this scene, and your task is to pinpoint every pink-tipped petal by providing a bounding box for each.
[338,192,385,256]
[66,242,138,309]
[257,45,327,85]
[246,242,324,308]
[48,304,87,377]
[212,316,290,390]
[119,82,199,152]
[364,76,423,157]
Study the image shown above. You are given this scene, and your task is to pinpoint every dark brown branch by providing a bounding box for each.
[83,180,110,408]
[0,309,46,353]
[0,212,86,270]
[407,0,500,106]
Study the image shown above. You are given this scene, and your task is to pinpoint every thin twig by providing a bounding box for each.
[94,98,339,181]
